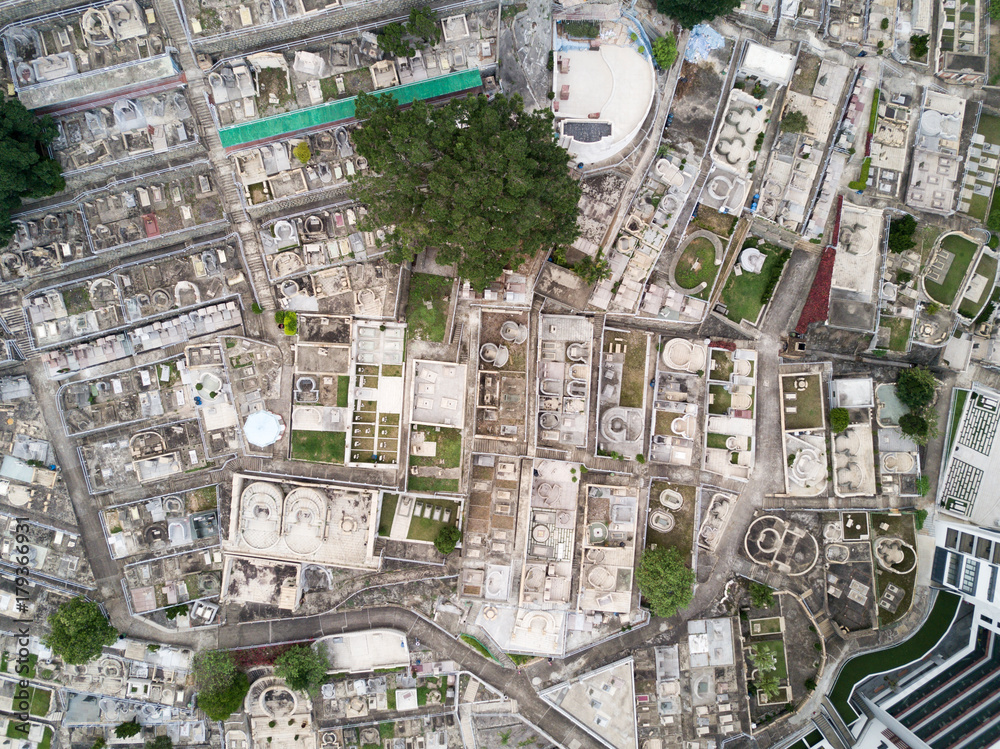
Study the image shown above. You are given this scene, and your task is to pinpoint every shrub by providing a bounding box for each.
[911,34,930,58]
[915,478,930,499]
[115,721,141,739]
[652,33,678,69]
[829,407,850,433]
[896,271,912,285]
[805,678,817,691]
[915,507,928,528]
[635,454,645,464]
[274,645,330,697]
[881,17,889,29]
[749,582,774,609]
[292,142,311,164]
[751,81,767,99]
[434,525,462,555]
[888,214,917,253]
[194,651,250,721]
[781,110,808,134]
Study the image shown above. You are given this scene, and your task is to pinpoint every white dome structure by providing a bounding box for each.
[244,411,284,447]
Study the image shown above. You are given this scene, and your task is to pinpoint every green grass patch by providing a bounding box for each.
[379,722,395,739]
[957,254,997,318]
[781,374,824,430]
[706,432,729,450]
[965,191,990,221]
[721,243,790,323]
[407,498,460,541]
[336,375,350,407]
[561,19,599,37]
[39,727,52,749]
[645,482,697,565]
[29,688,50,717]
[848,157,872,191]
[409,426,462,468]
[6,723,27,740]
[508,653,534,666]
[459,634,497,660]
[382,364,403,377]
[62,286,93,316]
[708,384,731,414]
[868,88,880,134]
[378,493,398,536]
[829,592,959,722]
[407,476,460,494]
[752,639,788,679]
[947,389,970,453]
[884,317,912,352]
[406,273,452,342]
[618,330,648,408]
[925,234,978,305]
[976,285,1000,324]
[710,350,733,380]
[675,237,720,297]
[290,430,345,464]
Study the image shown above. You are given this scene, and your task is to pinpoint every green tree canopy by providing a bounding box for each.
[408,6,441,44]
[755,670,781,699]
[829,407,849,433]
[193,650,250,721]
[748,644,777,673]
[636,546,696,618]
[888,214,917,253]
[652,33,678,69]
[274,645,330,696]
[349,92,581,291]
[114,721,141,739]
[896,367,936,411]
[45,597,118,665]
[378,23,413,58]
[0,99,65,244]
[655,0,739,27]
[748,582,775,609]
[899,412,930,443]
[435,525,462,555]
[781,110,809,134]
[145,737,173,749]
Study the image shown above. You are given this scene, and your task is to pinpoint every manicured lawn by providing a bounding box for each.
[407,498,460,541]
[966,192,990,221]
[751,639,788,679]
[957,255,997,318]
[653,410,673,435]
[407,476,460,493]
[290,430,345,463]
[720,246,789,323]
[924,234,978,306]
[619,330,648,408]
[6,723,27,740]
[830,592,959,721]
[382,364,403,377]
[708,384,731,414]
[336,375,350,407]
[378,493,399,536]
[781,374,824,430]
[948,389,969,454]
[409,426,462,468]
[406,273,453,342]
[706,432,729,449]
[750,616,783,635]
[29,688,50,717]
[675,237,719,297]
[884,317,912,352]
[40,727,52,749]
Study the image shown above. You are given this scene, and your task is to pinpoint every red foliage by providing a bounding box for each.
[230,642,307,669]
[710,340,736,351]
[795,246,837,335]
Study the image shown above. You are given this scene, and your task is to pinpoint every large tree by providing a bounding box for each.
[350,92,581,291]
[656,0,740,28]
[274,645,330,696]
[45,597,118,664]
[193,650,250,721]
[635,547,696,618]
[896,367,936,411]
[0,99,65,243]
[408,6,441,45]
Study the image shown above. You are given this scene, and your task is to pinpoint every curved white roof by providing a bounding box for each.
[244,410,284,447]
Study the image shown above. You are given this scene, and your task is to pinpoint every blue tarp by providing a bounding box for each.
[684,24,725,63]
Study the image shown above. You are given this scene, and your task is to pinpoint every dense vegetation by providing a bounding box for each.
[0,99,65,244]
[350,92,581,290]
[655,0,740,27]
[636,547,696,618]
[45,598,118,665]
